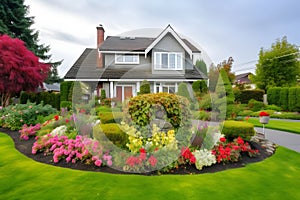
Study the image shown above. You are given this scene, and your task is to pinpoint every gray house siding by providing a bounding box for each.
[151,33,193,75]
[104,53,151,67]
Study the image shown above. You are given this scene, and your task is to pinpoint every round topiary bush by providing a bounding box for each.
[123,93,192,130]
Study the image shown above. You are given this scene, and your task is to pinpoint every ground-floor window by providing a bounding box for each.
[154,82,178,94]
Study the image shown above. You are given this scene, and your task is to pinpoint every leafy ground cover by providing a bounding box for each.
[1,132,300,200]
[247,118,300,134]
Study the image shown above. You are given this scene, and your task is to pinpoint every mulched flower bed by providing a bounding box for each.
[1,127,274,176]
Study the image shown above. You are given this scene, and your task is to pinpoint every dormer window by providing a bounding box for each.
[154,52,183,70]
[115,54,139,64]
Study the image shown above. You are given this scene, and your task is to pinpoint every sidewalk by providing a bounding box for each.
[255,127,300,153]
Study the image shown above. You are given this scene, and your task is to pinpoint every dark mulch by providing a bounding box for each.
[0,127,274,176]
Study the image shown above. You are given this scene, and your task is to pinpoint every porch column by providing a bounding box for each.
[136,81,140,95]
[153,81,156,93]
[110,81,114,98]
[175,82,178,93]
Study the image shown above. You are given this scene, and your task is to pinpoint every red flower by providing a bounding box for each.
[139,148,146,154]
[220,137,226,143]
[190,155,196,164]
[65,119,69,123]
[54,115,59,121]
[236,137,244,145]
[259,111,270,117]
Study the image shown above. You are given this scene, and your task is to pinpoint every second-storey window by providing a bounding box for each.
[154,52,183,70]
[115,54,139,64]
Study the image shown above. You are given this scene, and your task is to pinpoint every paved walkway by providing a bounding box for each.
[255,127,300,153]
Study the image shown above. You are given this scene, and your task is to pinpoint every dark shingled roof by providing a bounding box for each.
[99,36,201,53]
[235,72,252,84]
[64,48,207,80]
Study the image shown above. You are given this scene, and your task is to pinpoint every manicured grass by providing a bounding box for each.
[247,118,300,134]
[1,132,300,200]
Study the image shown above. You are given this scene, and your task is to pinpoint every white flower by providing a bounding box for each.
[50,125,68,136]
[193,149,217,170]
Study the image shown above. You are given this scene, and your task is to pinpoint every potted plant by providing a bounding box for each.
[259,111,270,124]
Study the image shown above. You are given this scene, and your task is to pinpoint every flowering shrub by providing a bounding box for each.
[32,134,112,167]
[212,136,259,163]
[19,124,41,140]
[0,102,57,130]
[193,149,217,170]
[121,122,178,153]
[259,111,270,117]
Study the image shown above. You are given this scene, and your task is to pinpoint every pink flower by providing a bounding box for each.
[95,159,102,167]
[148,155,158,167]
[107,160,113,166]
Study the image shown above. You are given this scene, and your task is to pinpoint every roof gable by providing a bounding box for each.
[145,25,193,59]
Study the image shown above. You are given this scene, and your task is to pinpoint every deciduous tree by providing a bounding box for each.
[254,36,300,91]
[0,34,50,106]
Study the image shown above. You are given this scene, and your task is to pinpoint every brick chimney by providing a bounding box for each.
[97,24,105,68]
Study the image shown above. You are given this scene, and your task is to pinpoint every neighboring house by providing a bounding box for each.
[64,24,207,102]
[37,83,60,93]
[234,72,255,89]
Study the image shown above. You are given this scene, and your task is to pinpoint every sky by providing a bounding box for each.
[24,0,300,77]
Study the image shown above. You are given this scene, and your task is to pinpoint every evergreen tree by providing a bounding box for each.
[0,0,62,82]
[195,59,208,76]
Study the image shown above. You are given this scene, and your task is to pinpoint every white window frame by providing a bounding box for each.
[154,52,183,70]
[115,54,139,64]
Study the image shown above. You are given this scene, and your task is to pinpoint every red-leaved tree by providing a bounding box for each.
[0,34,50,107]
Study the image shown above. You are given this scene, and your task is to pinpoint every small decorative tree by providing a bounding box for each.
[139,80,150,95]
[177,82,191,101]
[0,34,50,107]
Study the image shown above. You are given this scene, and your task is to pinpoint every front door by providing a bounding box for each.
[116,85,133,102]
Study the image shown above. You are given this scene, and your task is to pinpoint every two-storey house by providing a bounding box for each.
[64,24,207,102]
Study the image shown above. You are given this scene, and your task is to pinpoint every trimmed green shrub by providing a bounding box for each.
[221,120,255,141]
[139,80,150,95]
[99,112,124,124]
[192,80,208,94]
[93,123,128,148]
[267,87,281,105]
[124,93,192,130]
[279,87,289,111]
[60,81,73,102]
[100,89,106,100]
[235,90,264,104]
[296,88,300,112]
[20,91,29,104]
[177,82,191,100]
[248,99,265,112]
[265,104,281,111]
[60,101,72,111]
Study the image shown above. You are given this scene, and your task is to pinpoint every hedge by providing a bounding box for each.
[99,112,124,124]
[93,123,128,149]
[279,87,289,111]
[20,91,60,110]
[221,120,255,141]
[235,90,264,104]
[267,87,300,112]
[267,87,281,105]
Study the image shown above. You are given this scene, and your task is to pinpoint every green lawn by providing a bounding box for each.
[247,118,300,134]
[1,132,300,199]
